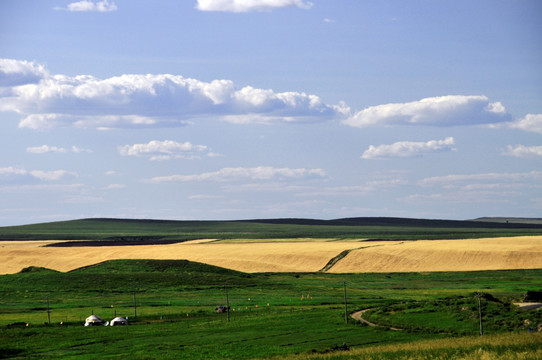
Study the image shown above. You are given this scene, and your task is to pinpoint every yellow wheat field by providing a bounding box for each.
[0,239,366,274]
[328,236,542,273]
[1,236,541,274]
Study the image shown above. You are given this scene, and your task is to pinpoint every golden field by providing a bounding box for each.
[1,236,541,274]
[0,239,365,274]
[328,236,542,273]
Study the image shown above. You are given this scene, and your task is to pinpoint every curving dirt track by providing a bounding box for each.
[350,309,402,331]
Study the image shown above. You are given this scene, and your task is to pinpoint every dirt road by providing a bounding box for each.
[350,309,402,331]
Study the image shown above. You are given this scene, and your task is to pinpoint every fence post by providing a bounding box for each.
[225,285,230,322]
[47,295,51,325]
[133,284,137,318]
[343,282,348,324]
[477,292,483,336]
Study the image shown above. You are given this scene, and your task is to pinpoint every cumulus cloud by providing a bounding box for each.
[361,137,455,159]
[55,0,118,12]
[0,59,48,87]
[504,114,542,134]
[196,0,312,12]
[0,59,343,130]
[502,145,542,158]
[0,167,76,181]
[119,140,209,160]
[343,95,510,128]
[149,166,326,182]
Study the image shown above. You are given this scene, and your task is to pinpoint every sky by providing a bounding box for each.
[0,0,541,226]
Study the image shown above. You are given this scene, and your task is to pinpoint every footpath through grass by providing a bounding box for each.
[1,260,542,359]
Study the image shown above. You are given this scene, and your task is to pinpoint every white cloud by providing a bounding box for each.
[188,194,225,200]
[343,95,510,128]
[420,171,542,187]
[0,59,342,130]
[149,166,326,182]
[0,167,76,181]
[0,167,27,176]
[119,140,209,161]
[504,114,542,134]
[502,145,542,158]
[361,137,455,159]
[71,146,92,153]
[0,183,84,193]
[0,59,48,87]
[106,184,125,189]
[26,144,92,154]
[27,145,67,154]
[29,170,77,181]
[196,0,312,12]
[56,1,118,12]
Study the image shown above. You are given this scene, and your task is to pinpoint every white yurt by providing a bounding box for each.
[110,317,128,326]
[84,314,104,326]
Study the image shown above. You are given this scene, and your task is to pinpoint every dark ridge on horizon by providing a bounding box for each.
[237,216,542,229]
[4,216,542,229]
[52,216,542,230]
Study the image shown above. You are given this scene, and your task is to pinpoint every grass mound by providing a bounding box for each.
[1,260,258,296]
[19,266,59,274]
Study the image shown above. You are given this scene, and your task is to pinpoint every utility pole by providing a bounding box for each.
[477,292,483,336]
[343,282,348,324]
[133,284,137,318]
[225,285,230,322]
[47,295,51,325]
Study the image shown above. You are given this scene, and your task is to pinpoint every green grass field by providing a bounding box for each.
[1,217,542,359]
[1,217,542,243]
[1,260,542,359]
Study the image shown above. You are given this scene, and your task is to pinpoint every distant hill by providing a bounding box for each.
[240,216,542,228]
[1,216,542,243]
[472,217,542,225]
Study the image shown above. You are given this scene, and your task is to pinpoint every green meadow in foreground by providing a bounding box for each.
[1,260,542,359]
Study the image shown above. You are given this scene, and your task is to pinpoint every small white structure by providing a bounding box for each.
[84,315,104,326]
[110,317,128,326]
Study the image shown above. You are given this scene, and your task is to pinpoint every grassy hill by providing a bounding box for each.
[1,217,542,244]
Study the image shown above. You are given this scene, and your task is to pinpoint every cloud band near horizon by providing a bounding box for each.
[149,166,326,183]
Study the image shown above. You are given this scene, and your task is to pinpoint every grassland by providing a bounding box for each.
[1,261,542,359]
[1,217,542,359]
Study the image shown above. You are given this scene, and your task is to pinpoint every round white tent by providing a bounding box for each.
[84,314,104,326]
[110,317,128,326]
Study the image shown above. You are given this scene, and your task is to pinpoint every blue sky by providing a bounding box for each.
[0,0,541,225]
